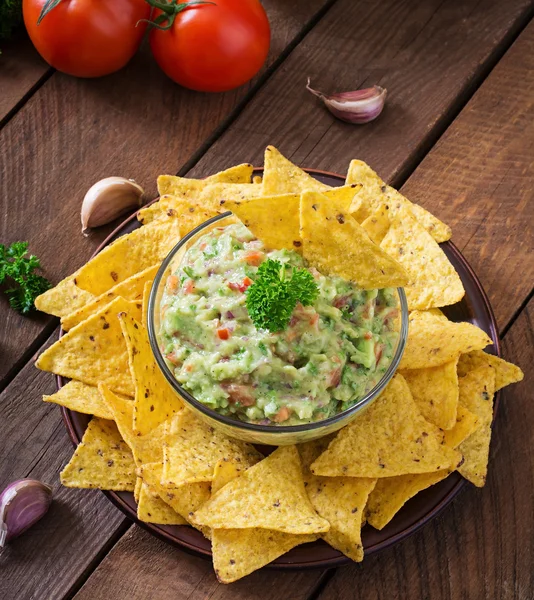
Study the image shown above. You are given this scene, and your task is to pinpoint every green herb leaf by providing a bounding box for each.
[245,259,319,333]
[0,242,51,314]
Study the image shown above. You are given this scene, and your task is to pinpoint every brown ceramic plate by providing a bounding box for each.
[59,169,501,569]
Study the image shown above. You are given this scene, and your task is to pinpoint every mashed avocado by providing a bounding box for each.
[159,223,399,426]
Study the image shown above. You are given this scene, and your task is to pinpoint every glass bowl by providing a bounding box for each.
[148,213,408,446]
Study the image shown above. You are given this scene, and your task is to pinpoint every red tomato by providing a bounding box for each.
[149,0,270,92]
[217,328,230,340]
[23,0,150,77]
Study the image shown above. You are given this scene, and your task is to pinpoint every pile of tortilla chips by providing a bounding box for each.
[35,146,523,583]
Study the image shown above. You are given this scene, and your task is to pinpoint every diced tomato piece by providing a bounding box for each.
[222,384,255,406]
[199,242,207,251]
[184,280,195,294]
[309,313,319,326]
[375,344,383,363]
[165,352,181,366]
[217,328,230,340]
[243,251,264,266]
[166,275,179,293]
[273,406,291,423]
[228,276,253,293]
[364,331,373,340]
[329,367,342,387]
[242,276,253,289]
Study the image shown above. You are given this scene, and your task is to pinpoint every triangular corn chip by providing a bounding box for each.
[458,364,496,487]
[60,418,136,490]
[141,280,152,329]
[366,404,479,530]
[346,160,451,242]
[262,146,331,195]
[36,296,140,396]
[401,357,460,430]
[361,204,390,245]
[399,310,492,370]
[211,458,248,495]
[162,409,261,487]
[191,446,329,534]
[300,191,409,289]
[61,265,158,331]
[137,482,187,525]
[134,477,142,502]
[118,314,183,435]
[299,438,376,562]
[35,273,95,317]
[457,350,523,391]
[43,380,114,420]
[75,217,181,295]
[311,375,462,478]
[157,164,253,197]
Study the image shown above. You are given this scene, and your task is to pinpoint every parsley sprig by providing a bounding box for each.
[245,259,319,333]
[0,242,51,314]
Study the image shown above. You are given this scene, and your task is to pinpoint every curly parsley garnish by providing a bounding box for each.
[0,242,51,314]
[245,259,319,333]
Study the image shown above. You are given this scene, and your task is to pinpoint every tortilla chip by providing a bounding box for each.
[137,482,187,525]
[400,357,460,430]
[361,204,391,245]
[118,314,183,435]
[380,206,464,310]
[137,196,176,225]
[36,297,140,396]
[212,527,318,584]
[399,311,492,370]
[345,160,451,242]
[253,175,262,184]
[60,418,136,490]
[61,265,158,331]
[300,191,409,289]
[134,476,142,502]
[457,350,524,391]
[262,146,331,195]
[35,273,95,317]
[311,375,462,478]
[157,164,254,198]
[191,446,329,534]
[142,280,152,329]
[75,217,181,295]
[206,163,254,184]
[457,365,496,487]
[162,409,261,487]
[211,458,249,495]
[299,439,376,562]
[43,380,114,420]
[366,404,479,530]
[139,462,211,532]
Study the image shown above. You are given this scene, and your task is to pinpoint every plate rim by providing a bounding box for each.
[58,167,501,570]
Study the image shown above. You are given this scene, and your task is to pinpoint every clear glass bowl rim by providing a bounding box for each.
[148,212,409,435]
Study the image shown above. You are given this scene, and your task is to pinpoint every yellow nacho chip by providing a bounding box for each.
[399,311,492,370]
[380,206,464,310]
[211,458,249,495]
[61,265,159,331]
[75,217,181,295]
[157,164,254,197]
[366,404,479,530]
[43,380,114,420]
[457,350,524,391]
[141,280,152,329]
[60,418,136,490]
[162,409,261,487]
[346,160,451,242]
[401,357,460,430]
[192,446,329,534]
[299,439,376,562]
[206,163,254,184]
[311,375,462,478]
[262,146,331,195]
[118,314,183,435]
[36,297,140,396]
[137,482,187,525]
[361,204,390,245]
[457,364,496,487]
[300,191,409,289]
[134,476,142,502]
[35,273,95,317]
[253,175,262,184]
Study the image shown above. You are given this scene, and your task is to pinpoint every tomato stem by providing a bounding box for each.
[139,0,215,31]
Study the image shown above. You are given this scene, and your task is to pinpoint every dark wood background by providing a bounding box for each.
[1,1,532,598]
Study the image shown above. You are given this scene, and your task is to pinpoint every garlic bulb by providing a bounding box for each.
[306,78,387,124]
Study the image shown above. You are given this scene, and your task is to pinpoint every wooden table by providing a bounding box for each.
[1,2,533,598]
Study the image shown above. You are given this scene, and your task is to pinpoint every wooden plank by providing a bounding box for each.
[0,0,333,386]
[315,299,533,600]
[0,332,129,600]
[73,526,327,600]
[0,33,50,124]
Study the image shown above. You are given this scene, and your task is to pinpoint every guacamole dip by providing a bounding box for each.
[159,223,399,426]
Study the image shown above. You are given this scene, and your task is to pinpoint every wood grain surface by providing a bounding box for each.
[315,299,533,600]
[0,0,334,387]
[0,33,50,124]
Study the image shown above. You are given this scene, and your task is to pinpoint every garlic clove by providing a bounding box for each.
[306,78,387,124]
[0,479,53,547]
[81,177,144,235]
